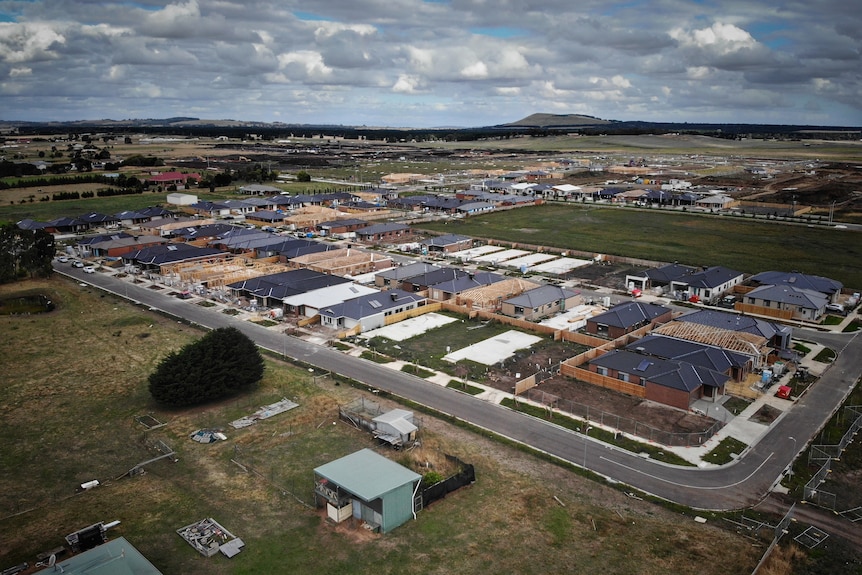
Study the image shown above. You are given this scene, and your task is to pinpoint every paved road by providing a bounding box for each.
[60,266,862,511]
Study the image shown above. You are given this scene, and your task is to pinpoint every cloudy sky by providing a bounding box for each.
[0,0,860,127]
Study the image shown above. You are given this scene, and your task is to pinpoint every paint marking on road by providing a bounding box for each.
[599,452,774,490]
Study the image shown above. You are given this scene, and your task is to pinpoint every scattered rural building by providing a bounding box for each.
[314,448,422,533]
[372,409,418,448]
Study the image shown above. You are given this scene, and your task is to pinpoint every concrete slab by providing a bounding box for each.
[443,330,543,365]
[359,312,457,341]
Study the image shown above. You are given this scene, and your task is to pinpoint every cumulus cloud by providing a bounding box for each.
[0,0,857,126]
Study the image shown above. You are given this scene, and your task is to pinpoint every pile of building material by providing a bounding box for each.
[176,518,244,558]
[189,429,227,443]
[230,397,299,429]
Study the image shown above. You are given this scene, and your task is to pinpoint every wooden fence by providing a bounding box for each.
[383,302,443,326]
[734,302,794,320]
[561,365,647,398]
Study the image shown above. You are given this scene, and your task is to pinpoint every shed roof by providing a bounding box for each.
[314,448,421,501]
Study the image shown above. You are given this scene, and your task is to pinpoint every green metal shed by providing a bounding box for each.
[314,448,422,533]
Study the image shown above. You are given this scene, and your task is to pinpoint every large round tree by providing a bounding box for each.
[149,327,264,407]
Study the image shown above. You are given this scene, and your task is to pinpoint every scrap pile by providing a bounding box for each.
[230,397,299,429]
[189,429,227,444]
[176,518,244,558]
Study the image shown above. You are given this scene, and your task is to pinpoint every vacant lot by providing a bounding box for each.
[0,277,765,575]
[419,204,862,288]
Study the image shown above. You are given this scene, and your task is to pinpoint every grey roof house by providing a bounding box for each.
[670,266,744,303]
[501,285,581,320]
[585,301,673,338]
[320,289,426,332]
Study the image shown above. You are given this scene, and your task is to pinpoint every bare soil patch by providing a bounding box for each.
[520,376,715,435]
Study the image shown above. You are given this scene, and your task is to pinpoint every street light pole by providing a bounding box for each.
[583,425,592,468]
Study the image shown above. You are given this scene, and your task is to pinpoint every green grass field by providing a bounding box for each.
[0,277,763,575]
[418,203,862,288]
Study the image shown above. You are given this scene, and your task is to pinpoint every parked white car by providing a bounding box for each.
[73,261,84,268]
[57,256,69,263]
[83,266,96,274]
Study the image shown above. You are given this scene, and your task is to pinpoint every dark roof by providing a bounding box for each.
[77,232,133,245]
[77,212,119,224]
[676,309,791,340]
[376,262,441,281]
[678,266,743,289]
[125,243,225,265]
[588,301,671,329]
[228,269,351,299]
[749,270,842,296]
[626,334,750,372]
[320,289,425,320]
[318,218,368,229]
[630,263,697,284]
[171,223,237,239]
[589,349,727,392]
[430,271,507,295]
[420,234,472,247]
[16,218,47,230]
[404,267,465,287]
[356,223,410,235]
[504,285,579,308]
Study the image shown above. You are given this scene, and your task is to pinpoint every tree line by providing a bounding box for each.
[0,224,55,284]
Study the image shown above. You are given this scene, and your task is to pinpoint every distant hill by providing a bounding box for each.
[499,113,614,129]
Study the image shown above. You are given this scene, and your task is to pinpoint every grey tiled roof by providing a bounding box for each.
[588,301,671,329]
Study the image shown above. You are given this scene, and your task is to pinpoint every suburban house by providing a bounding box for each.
[313,448,421,533]
[281,282,380,318]
[625,262,698,292]
[747,271,843,304]
[400,267,465,293]
[585,301,673,338]
[501,285,581,320]
[244,210,288,226]
[669,266,745,303]
[651,320,771,370]
[78,233,165,258]
[319,289,426,332]
[77,211,120,229]
[317,218,369,236]
[420,234,473,254]
[226,269,351,309]
[626,334,752,382]
[742,284,828,321]
[427,271,507,301]
[676,309,792,351]
[238,183,283,195]
[587,349,728,410]
[356,223,412,243]
[123,243,227,275]
[375,262,441,288]
[146,171,201,187]
[139,217,215,237]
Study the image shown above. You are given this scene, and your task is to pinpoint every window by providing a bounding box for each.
[618,372,630,383]
[596,366,608,376]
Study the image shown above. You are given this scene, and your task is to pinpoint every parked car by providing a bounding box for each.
[83,266,96,274]
[57,256,69,263]
[825,303,846,315]
[73,261,84,268]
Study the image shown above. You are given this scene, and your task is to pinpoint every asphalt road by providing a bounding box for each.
[59,266,862,511]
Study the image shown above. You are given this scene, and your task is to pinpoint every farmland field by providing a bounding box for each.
[0,276,763,575]
[416,203,862,288]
